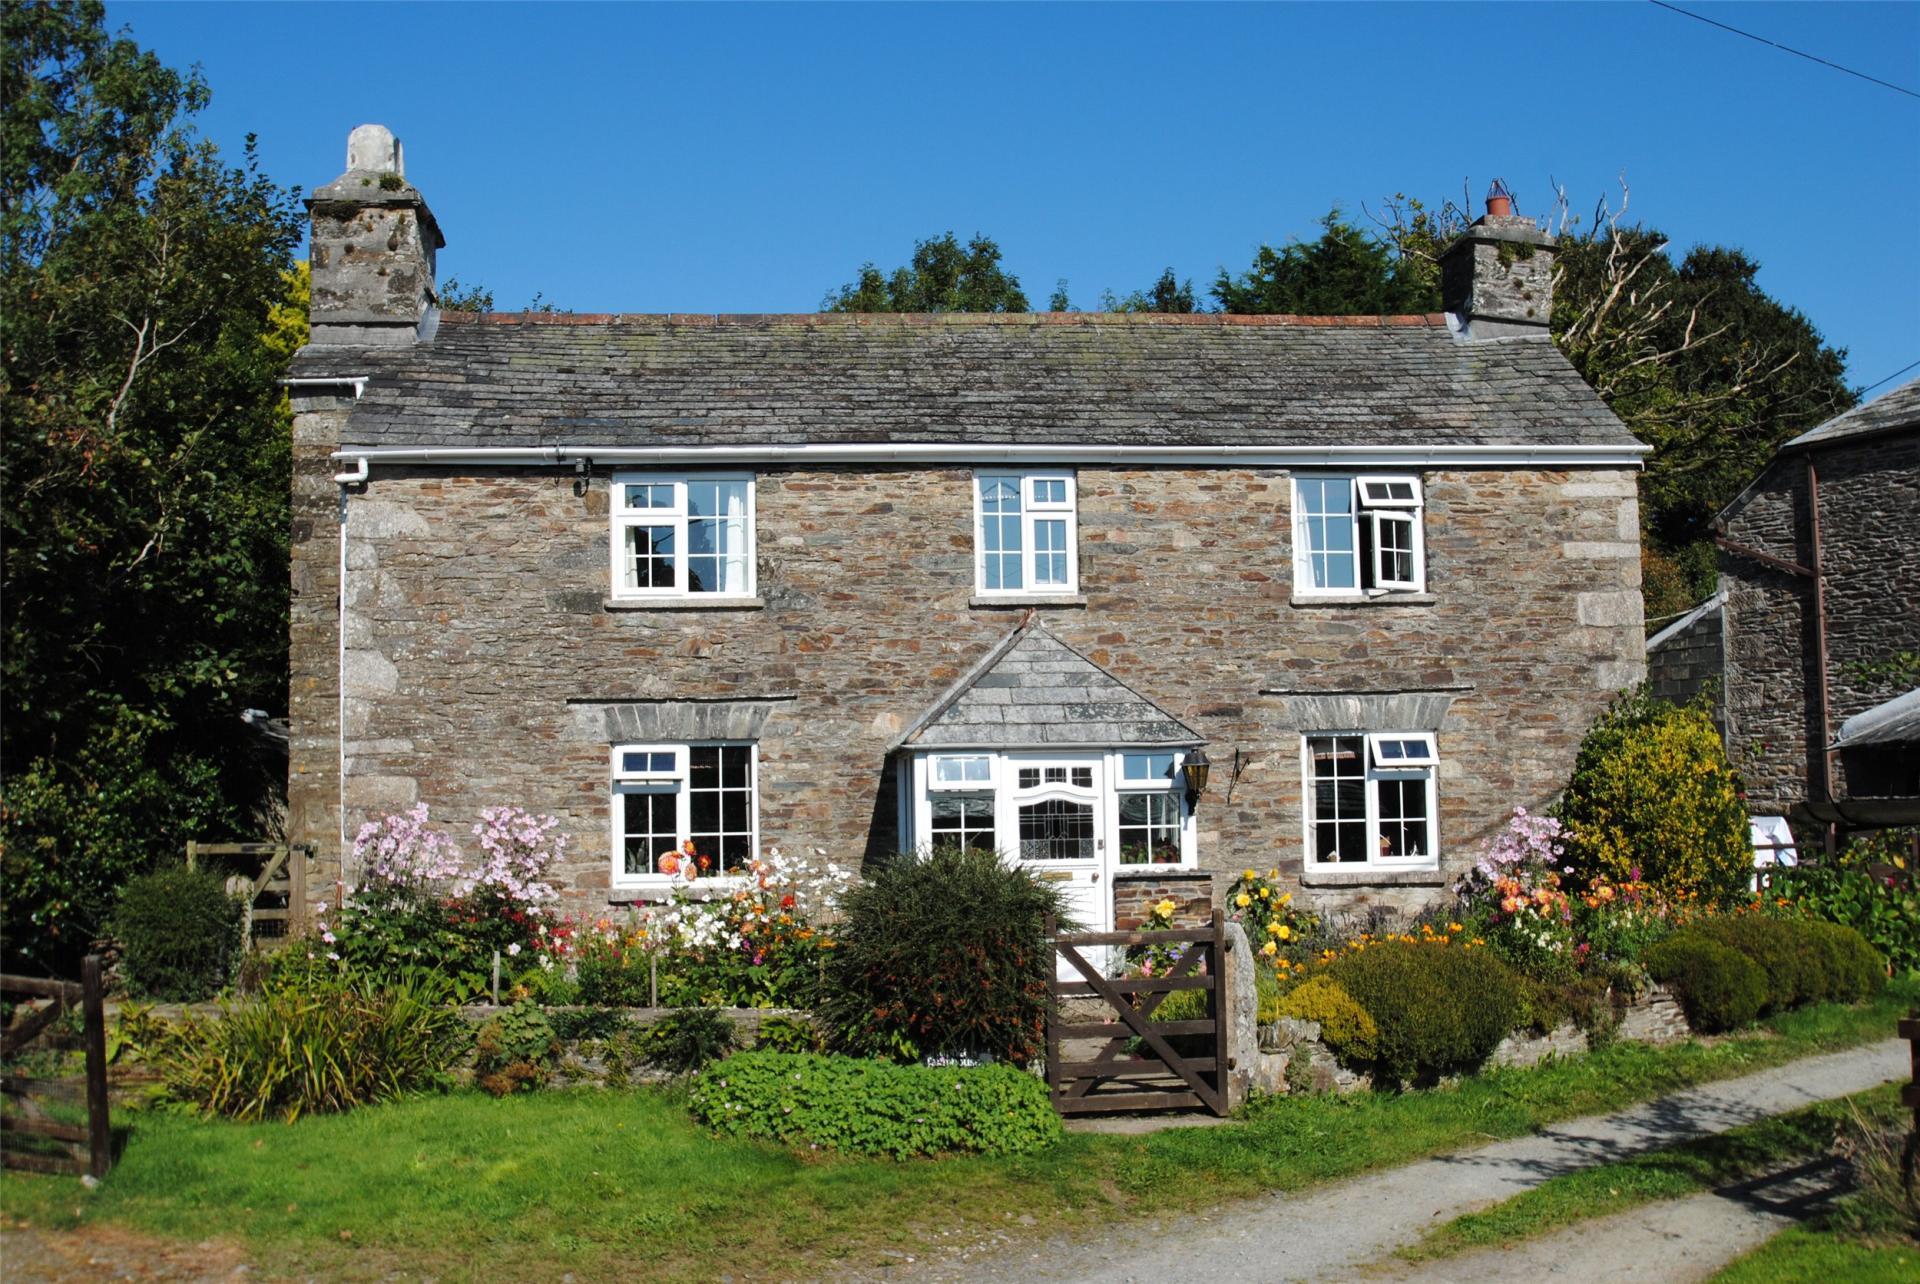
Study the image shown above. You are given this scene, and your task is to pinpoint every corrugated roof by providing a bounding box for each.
[1783,377,1920,450]
[898,617,1203,751]
[1833,687,1920,749]
[290,311,1639,452]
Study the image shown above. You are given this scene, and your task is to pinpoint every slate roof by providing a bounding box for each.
[1833,687,1920,750]
[897,618,1203,751]
[290,311,1640,451]
[1783,377,1920,450]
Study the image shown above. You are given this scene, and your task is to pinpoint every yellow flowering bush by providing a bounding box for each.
[1557,689,1749,904]
[1275,975,1378,1065]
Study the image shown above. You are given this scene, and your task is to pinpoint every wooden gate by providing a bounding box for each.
[1,957,111,1179]
[187,841,308,944]
[1044,909,1228,1117]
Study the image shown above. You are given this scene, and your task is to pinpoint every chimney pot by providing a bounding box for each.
[1484,178,1515,220]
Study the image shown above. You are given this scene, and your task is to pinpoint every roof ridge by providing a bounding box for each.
[437,310,1449,329]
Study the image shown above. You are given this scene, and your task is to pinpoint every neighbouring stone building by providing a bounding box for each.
[1717,377,1920,832]
[286,127,1649,932]
[1645,592,1724,732]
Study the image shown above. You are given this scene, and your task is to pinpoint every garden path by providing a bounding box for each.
[892,1037,1908,1283]
[1362,1153,1852,1282]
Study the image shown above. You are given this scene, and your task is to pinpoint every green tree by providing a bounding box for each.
[823,231,1030,313]
[1103,267,1200,314]
[1213,211,1440,316]
[1,1,303,974]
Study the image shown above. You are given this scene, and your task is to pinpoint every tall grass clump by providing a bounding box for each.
[156,973,467,1121]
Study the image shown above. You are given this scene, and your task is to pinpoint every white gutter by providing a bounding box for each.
[328,441,1651,470]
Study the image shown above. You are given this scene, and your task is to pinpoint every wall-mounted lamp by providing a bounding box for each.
[1182,748,1211,807]
[573,457,592,497]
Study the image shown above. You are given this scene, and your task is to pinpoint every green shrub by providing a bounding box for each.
[818,846,1069,1065]
[1797,921,1887,1003]
[1771,852,1918,975]
[1692,916,1826,1010]
[548,1006,630,1042]
[754,1014,825,1054]
[1642,932,1767,1032]
[1276,976,1379,1066]
[571,930,652,1007]
[1325,941,1521,1084]
[640,1007,736,1074]
[689,1051,1062,1158]
[112,866,246,1001]
[1556,689,1749,903]
[156,974,466,1120]
[473,1002,558,1095]
[1515,973,1620,1040]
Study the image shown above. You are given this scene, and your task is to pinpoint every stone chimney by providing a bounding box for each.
[306,124,444,346]
[1440,181,1555,339]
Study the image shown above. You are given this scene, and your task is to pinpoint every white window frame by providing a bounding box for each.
[928,753,997,791]
[973,470,1079,596]
[609,741,759,888]
[905,748,1197,870]
[1113,751,1187,868]
[609,472,757,601]
[1300,732,1440,870]
[1291,473,1426,596]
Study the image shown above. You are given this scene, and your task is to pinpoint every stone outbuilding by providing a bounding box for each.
[285,127,1650,930]
[1716,377,1920,835]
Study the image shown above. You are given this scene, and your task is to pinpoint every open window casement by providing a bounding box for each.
[1367,733,1438,770]
[1356,475,1424,592]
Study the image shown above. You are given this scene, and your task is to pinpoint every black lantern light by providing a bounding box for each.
[1181,748,1211,806]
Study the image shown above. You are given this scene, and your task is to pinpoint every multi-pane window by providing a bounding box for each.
[610,474,754,599]
[1117,751,1183,865]
[930,796,997,852]
[611,743,758,883]
[1303,733,1438,867]
[975,472,1078,594]
[1293,475,1425,595]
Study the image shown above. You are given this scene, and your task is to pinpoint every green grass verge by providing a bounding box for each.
[1398,1084,1905,1262]
[1710,1226,1920,1283]
[2,978,1912,1283]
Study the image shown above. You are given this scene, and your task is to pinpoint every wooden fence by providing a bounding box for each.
[1,957,111,1179]
[1044,910,1229,1117]
[187,841,309,944]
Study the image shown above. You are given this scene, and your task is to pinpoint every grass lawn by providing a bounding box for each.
[1396,1084,1905,1262]
[3,978,1914,1282]
[1709,1227,1920,1283]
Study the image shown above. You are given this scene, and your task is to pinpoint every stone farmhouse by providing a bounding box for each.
[1712,377,1920,836]
[286,126,1649,934]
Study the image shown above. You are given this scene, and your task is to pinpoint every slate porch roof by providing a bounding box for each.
[895,617,1204,752]
[290,311,1641,452]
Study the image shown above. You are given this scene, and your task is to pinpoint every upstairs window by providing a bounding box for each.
[975,471,1078,595]
[1293,474,1425,595]
[1302,732,1438,868]
[611,474,754,599]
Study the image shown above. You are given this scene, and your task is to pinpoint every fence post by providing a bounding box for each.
[491,951,501,1006]
[81,955,110,1180]
[289,843,309,936]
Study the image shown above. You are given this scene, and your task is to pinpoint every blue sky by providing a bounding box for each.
[110,1,1919,393]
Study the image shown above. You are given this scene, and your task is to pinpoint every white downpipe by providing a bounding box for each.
[332,456,369,484]
[332,455,367,897]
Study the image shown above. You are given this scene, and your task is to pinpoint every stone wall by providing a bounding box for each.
[1112,871,1215,930]
[1722,432,1920,813]
[1646,599,1724,734]
[285,438,1646,919]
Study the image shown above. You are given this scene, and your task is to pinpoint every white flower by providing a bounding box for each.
[507,942,522,956]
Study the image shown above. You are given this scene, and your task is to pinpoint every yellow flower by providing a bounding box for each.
[1260,940,1278,956]
[1236,893,1251,908]
[1244,868,1258,880]
[1267,868,1279,880]
[1155,898,1176,917]
[1258,887,1271,899]
[1277,925,1292,940]
[1279,892,1293,905]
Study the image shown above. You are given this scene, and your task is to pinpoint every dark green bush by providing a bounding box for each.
[640,1007,737,1074]
[548,1006,630,1042]
[473,1002,558,1095]
[112,866,246,1001]
[754,1014,825,1054]
[1796,920,1887,1003]
[818,846,1069,1065]
[689,1051,1062,1157]
[1642,932,1768,1032]
[1325,941,1521,1085]
[1692,916,1825,1010]
[156,974,466,1120]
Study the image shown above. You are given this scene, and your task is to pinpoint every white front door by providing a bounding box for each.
[1004,754,1111,977]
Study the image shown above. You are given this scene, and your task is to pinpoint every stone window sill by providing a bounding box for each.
[604,596,765,613]
[970,594,1087,609]
[1299,865,1445,888]
[1112,867,1211,881]
[608,878,747,904]
[1290,592,1436,608]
